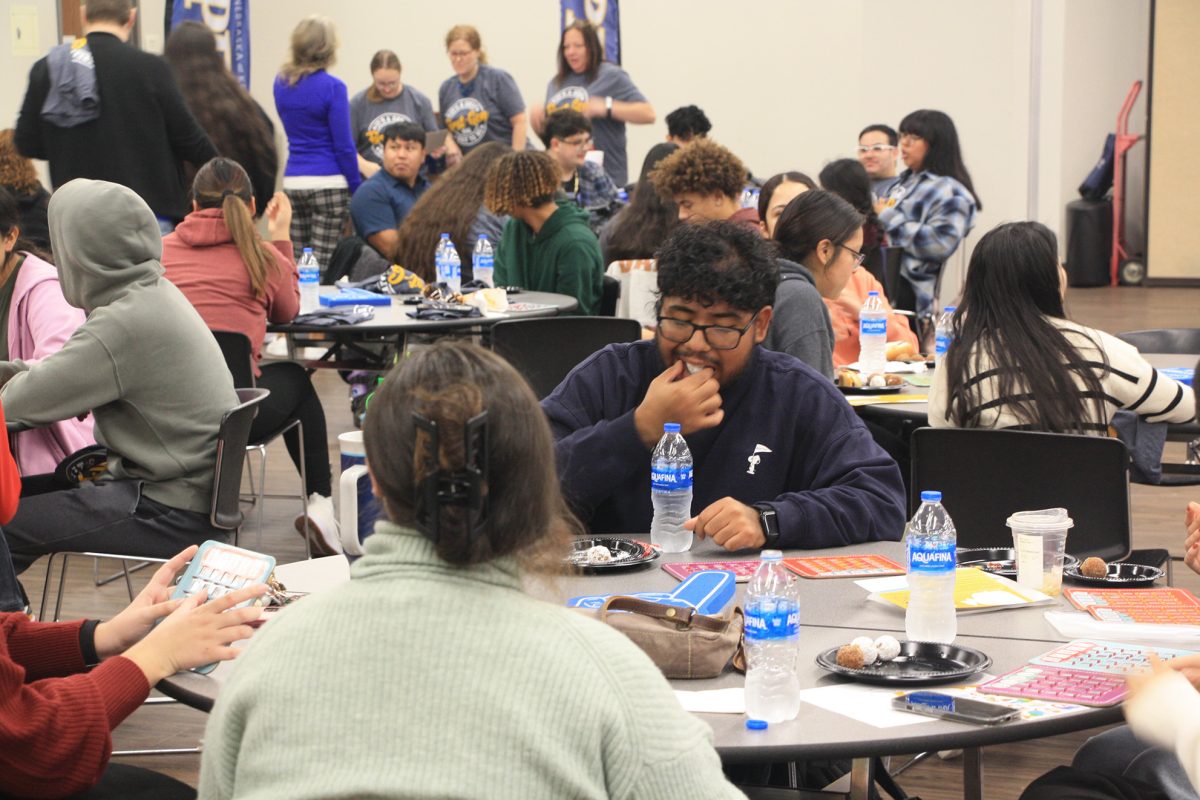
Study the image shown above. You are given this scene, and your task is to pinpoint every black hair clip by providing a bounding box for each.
[412,410,489,545]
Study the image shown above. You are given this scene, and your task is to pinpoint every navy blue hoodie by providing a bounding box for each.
[542,340,906,549]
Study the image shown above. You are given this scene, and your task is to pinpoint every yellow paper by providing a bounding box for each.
[845,394,929,407]
[876,567,1050,611]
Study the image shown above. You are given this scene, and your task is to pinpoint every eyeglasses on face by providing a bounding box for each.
[856,144,895,154]
[838,243,867,267]
[562,136,592,148]
[656,312,759,350]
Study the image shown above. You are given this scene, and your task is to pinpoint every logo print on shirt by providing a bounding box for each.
[365,112,414,160]
[445,98,490,147]
[746,444,772,475]
[547,86,588,116]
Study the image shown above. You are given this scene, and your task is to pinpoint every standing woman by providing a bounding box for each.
[274,15,361,268]
[165,22,277,217]
[533,20,655,187]
[350,49,438,180]
[438,26,526,158]
[162,158,341,555]
[877,109,980,315]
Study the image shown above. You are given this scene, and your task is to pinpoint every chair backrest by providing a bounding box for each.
[605,259,658,327]
[600,274,621,317]
[490,317,643,399]
[212,330,256,388]
[910,427,1132,562]
[1116,328,1200,355]
[211,387,268,532]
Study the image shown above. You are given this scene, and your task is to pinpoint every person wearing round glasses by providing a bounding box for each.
[857,124,901,200]
[543,220,905,553]
[542,109,620,231]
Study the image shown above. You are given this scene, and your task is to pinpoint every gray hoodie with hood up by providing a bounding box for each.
[0,179,237,513]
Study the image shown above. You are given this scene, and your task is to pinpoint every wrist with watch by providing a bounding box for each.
[753,503,780,547]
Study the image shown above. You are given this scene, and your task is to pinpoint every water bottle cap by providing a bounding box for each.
[920,490,942,502]
[746,719,768,730]
[302,247,313,253]
[943,306,956,312]
[663,422,681,433]
[439,232,450,239]
[760,549,782,561]
[867,291,880,297]
[477,234,489,242]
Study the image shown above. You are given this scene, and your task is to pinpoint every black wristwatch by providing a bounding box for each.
[754,503,781,548]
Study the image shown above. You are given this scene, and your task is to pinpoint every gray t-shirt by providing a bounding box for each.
[544,63,646,186]
[349,85,439,165]
[438,64,525,153]
[872,175,902,202]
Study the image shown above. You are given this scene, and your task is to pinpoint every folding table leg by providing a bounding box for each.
[963,746,983,800]
[848,757,874,800]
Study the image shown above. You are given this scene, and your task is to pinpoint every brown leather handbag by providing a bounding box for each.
[597,596,744,679]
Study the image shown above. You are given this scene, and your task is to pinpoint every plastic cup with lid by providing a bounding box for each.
[1006,508,1073,596]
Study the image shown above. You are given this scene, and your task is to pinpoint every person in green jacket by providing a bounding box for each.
[484,150,604,315]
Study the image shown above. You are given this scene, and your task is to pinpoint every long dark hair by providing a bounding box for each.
[756,171,816,223]
[394,142,511,279]
[944,221,1108,432]
[898,109,982,210]
[362,340,578,570]
[555,20,603,85]
[772,189,864,266]
[166,22,277,214]
[603,143,680,263]
[0,185,50,264]
[191,158,280,299]
[819,158,881,246]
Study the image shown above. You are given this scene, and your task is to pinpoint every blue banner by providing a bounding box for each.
[560,0,620,65]
[168,0,250,89]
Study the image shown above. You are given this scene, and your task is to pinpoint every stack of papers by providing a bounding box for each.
[858,568,1055,614]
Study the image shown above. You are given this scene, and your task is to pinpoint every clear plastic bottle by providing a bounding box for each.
[444,236,462,294]
[859,290,888,375]
[434,233,451,288]
[744,550,801,723]
[297,247,320,314]
[934,306,957,366]
[649,423,693,553]
[739,186,761,210]
[905,490,958,644]
[473,235,494,287]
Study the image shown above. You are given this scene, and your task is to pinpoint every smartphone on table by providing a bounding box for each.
[892,691,1019,725]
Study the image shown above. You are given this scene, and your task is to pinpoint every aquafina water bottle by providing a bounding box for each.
[472,235,494,287]
[297,247,320,314]
[859,291,888,375]
[649,423,693,553]
[744,550,801,724]
[934,306,956,366]
[905,490,957,644]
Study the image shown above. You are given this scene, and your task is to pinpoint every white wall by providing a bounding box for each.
[8,0,1151,290]
[1,0,61,134]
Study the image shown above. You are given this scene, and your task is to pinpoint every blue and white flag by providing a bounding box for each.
[560,0,620,64]
[167,0,250,88]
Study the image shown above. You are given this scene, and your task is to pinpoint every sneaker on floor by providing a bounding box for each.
[294,493,342,556]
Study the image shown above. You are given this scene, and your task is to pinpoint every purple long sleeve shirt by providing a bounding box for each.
[274,70,361,193]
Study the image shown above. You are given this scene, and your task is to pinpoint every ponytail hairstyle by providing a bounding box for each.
[363,340,579,570]
[191,158,280,299]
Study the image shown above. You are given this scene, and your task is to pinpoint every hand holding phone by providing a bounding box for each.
[892,691,1019,725]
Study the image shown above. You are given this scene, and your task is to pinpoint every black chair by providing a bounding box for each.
[910,428,1170,579]
[490,317,643,399]
[1116,328,1200,354]
[211,331,312,554]
[599,274,621,317]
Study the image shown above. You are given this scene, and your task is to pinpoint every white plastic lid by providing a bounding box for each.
[761,549,782,561]
[1006,507,1074,531]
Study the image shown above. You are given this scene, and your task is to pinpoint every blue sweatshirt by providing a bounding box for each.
[274,71,361,193]
[542,341,906,549]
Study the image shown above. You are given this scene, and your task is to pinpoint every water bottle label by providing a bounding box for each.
[908,542,956,573]
[860,317,887,336]
[651,466,693,491]
[935,333,951,356]
[744,607,799,642]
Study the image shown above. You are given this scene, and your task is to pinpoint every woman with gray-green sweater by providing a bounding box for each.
[198,341,745,800]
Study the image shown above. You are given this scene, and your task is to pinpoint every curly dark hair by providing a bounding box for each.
[0,130,40,195]
[484,151,559,215]
[665,105,711,141]
[655,221,779,313]
[650,139,746,201]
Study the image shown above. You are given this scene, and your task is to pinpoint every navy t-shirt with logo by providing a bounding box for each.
[349,86,439,165]
[544,63,647,186]
[438,64,525,153]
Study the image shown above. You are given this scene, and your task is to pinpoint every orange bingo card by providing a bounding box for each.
[1064,587,1200,625]
[784,554,905,579]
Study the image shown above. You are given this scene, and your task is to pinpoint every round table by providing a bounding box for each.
[158,540,1118,799]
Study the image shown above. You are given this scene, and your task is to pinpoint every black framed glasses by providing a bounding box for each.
[839,243,867,267]
[656,311,759,350]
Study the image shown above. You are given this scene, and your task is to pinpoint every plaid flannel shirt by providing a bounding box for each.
[564,160,620,210]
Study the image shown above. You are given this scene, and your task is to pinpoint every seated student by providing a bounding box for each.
[0,533,264,799]
[0,187,94,479]
[930,221,1195,432]
[197,341,744,799]
[650,139,759,230]
[162,157,341,554]
[759,182,835,379]
[0,129,50,253]
[665,104,712,146]
[0,179,239,575]
[486,151,604,315]
[542,221,905,551]
[756,171,815,239]
[348,121,429,259]
[599,142,679,265]
[542,109,620,229]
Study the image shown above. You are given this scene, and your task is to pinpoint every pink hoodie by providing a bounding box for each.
[7,252,95,475]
